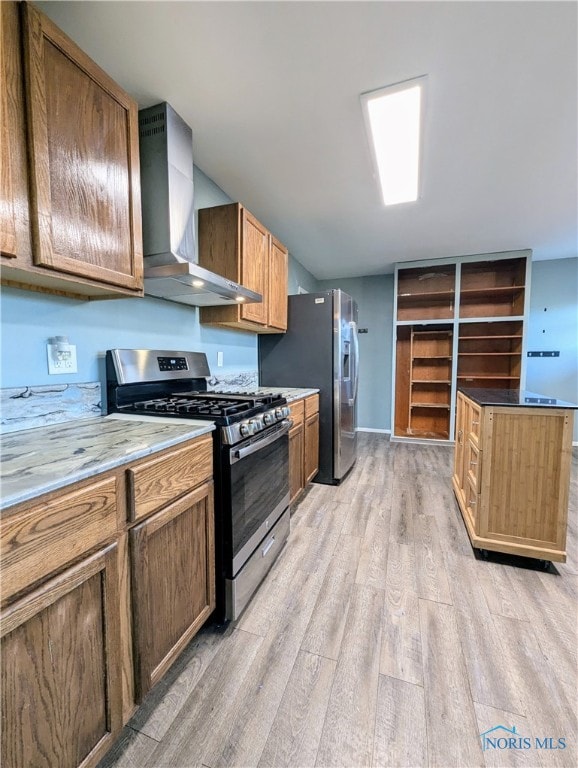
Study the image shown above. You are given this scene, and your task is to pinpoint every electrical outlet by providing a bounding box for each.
[217,351,224,367]
[47,343,78,375]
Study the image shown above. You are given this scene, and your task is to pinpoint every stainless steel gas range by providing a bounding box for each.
[106,348,290,621]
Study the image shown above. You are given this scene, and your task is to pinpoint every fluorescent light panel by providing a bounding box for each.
[362,77,425,206]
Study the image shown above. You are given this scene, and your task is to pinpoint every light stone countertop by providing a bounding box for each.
[0,415,214,511]
[229,386,320,402]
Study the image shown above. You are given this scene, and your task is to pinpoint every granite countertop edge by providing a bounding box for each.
[1,417,215,512]
[255,386,320,402]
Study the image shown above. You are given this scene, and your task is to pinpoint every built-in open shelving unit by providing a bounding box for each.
[397,264,456,321]
[392,251,531,442]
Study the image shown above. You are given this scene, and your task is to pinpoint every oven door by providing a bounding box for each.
[227,420,290,577]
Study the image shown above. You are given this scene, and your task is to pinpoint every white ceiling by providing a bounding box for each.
[39,1,577,280]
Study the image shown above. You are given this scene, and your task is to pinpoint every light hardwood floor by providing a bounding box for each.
[99,434,577,768]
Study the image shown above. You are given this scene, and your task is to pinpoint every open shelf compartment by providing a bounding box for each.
[395,324,453,440]
[397,264,456,321]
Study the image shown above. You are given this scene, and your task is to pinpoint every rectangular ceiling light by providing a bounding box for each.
[361,76,426,206]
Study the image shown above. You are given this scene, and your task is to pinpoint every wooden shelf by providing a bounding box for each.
[459,352,521,357]
[398,290,455,301]
[457,375,520,380]
[408,429,450,439]
[459,334,522,340]
[411,403,451,409]
[411,379,451,384]
[459,285,524,299]
[413,329,454,335]
[412,355,452,360]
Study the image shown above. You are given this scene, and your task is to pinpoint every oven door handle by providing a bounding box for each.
[230,420,292,464]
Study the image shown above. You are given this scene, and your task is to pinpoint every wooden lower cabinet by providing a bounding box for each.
[288,399,305,504]
[1,545,122,768]
[304,412,320,483]
[452,390,574,561]
[304,395,320,484]
[0,433,216,764]
[289,422,304,504]
[130,481,215,700]
[288,395,319,503]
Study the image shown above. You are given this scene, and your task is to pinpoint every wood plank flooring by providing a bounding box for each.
[99,434,577,768]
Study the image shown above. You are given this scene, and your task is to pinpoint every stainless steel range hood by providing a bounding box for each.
[138,103,262,306]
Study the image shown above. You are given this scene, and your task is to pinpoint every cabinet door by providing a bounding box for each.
[304,412,320,484]
[289,423,304,504]
[131,481,215,700]
[268,235,288,330]
[240,208,268,325]
[452,393,467,506]
[465,477,478,531]
[0,2,30,262]
[1,545,122,768]
[22,4,142,290]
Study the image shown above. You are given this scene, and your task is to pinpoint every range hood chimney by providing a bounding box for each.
[138,103,261,306]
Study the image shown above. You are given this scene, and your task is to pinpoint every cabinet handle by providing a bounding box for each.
[458,429,463,444]
[472,420,480,426]
[262,536,276,557]
[470,461,478,466]
[469,498,477,506]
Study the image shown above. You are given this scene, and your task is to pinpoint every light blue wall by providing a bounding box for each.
[526,257,578,441]
[0,167,257,392]
[318,274,394,431]
[0,164,327,399]
[288,255,320,295]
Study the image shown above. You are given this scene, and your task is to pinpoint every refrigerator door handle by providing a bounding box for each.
[350,320,360,405]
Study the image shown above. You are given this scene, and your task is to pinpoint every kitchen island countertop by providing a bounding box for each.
[0,415,214,511]
[459,387,578,409]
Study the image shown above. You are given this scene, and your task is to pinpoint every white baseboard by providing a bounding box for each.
[356,427,391,434]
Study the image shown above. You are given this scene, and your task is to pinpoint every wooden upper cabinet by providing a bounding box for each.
[0,2,31,262]
[18,2,142,292]
[199,202,288,333]
[268,235,288,331]
[240,209,268,326]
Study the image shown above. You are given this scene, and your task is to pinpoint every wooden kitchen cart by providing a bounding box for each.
[452,388,576,562]
[392,250,531,441]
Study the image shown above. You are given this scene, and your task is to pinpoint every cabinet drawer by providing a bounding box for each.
[466,477,479,528]
[468,403,481,444]
[127,436,213,521]
[1,476,118,604]
[466,439,480,490]
[289,399,305,427]
[305,394,319,418]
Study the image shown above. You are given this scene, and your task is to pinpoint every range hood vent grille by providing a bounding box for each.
[138,102,262,307]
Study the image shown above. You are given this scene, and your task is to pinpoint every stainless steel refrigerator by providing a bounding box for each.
[259,289,359,484]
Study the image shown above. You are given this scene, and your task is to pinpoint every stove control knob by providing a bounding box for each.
[240,422,253,437]
[274,407,284,419]
[281,406,290,418]
[249,419,262,432]
[263,411,275,426]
